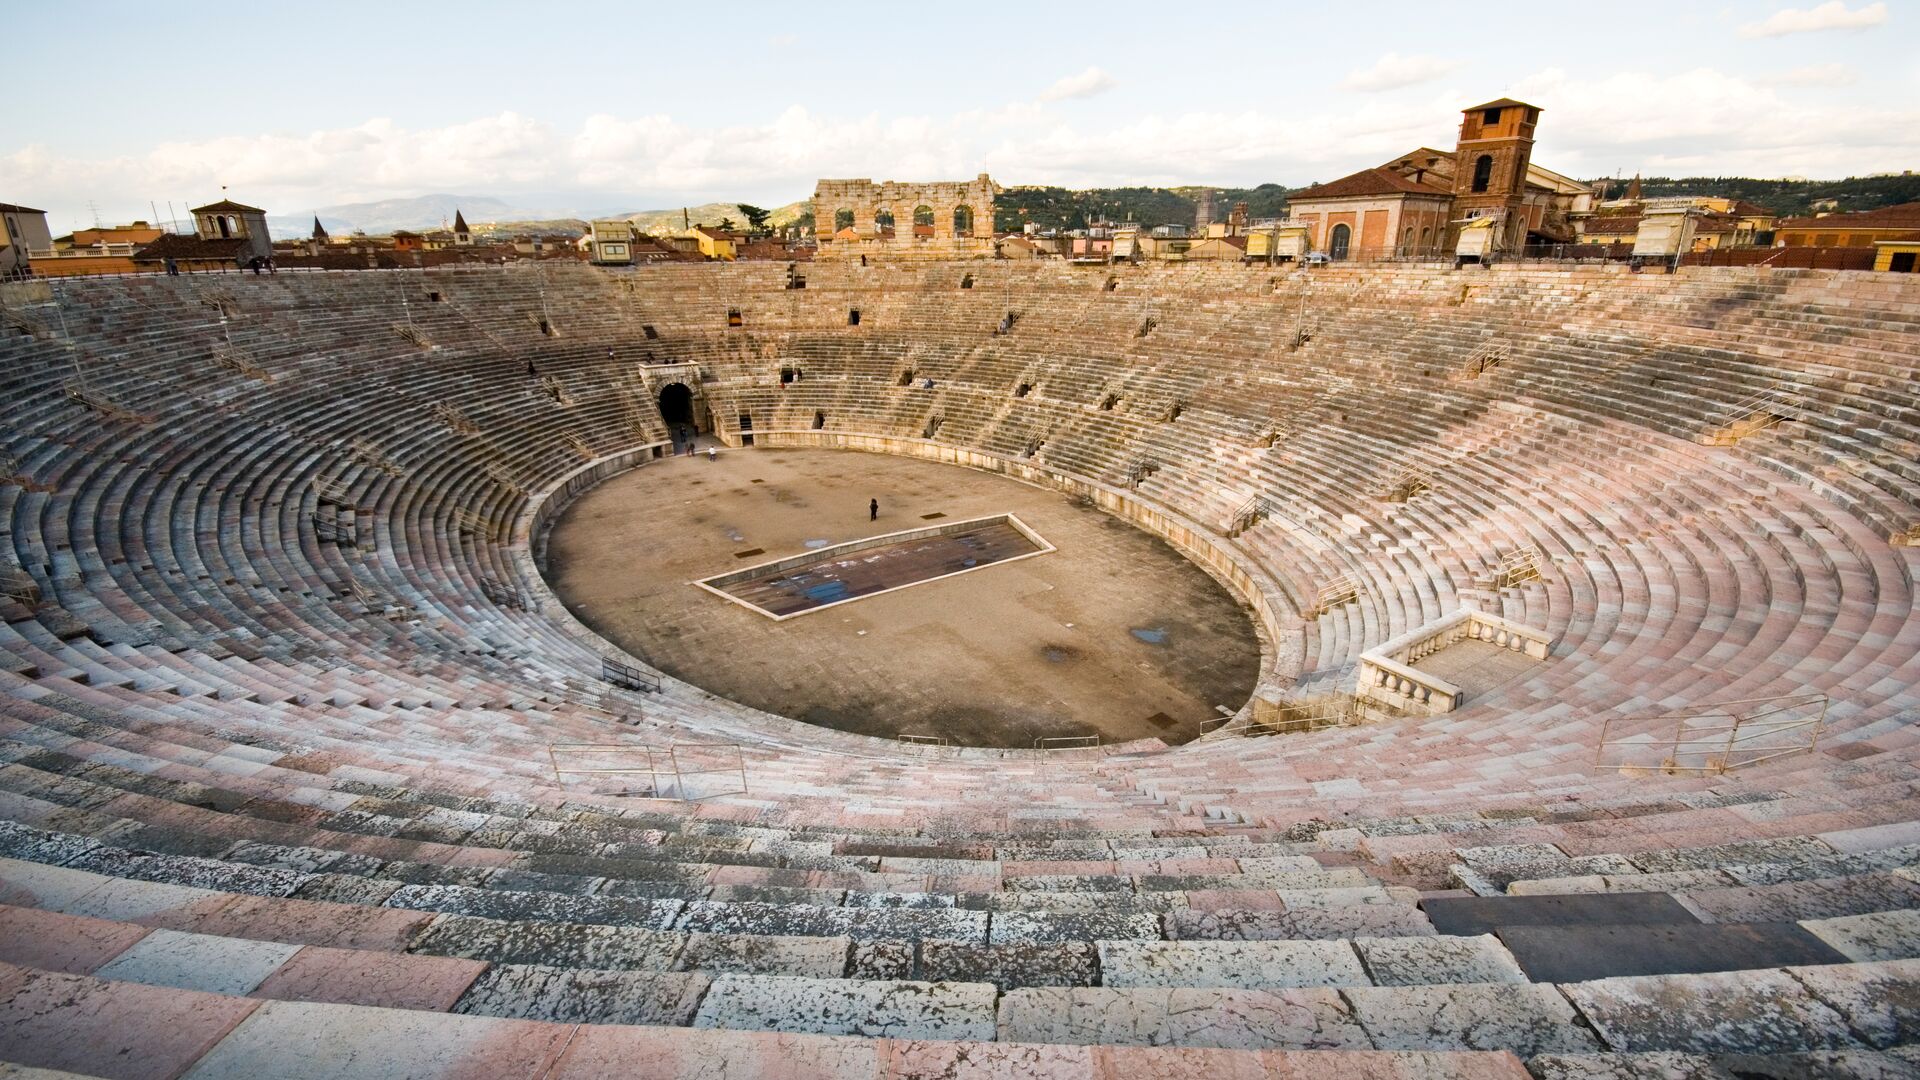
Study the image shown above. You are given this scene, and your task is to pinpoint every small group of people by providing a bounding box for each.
[246,255,276,275]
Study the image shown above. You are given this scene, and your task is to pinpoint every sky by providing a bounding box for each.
[7,0,1918,231]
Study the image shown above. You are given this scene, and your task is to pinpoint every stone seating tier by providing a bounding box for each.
[0,261,1916,1074]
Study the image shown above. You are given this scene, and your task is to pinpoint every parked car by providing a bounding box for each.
[1301,251,1331,265]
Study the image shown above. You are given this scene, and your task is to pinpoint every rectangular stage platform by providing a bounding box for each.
[694,513,1053,619]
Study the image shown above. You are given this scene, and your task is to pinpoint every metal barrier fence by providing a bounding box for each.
[548,741,748,799]
[1595,693,1829,775]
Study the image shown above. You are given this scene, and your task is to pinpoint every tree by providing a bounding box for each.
[736,204,772,234]
[717,216,736,232]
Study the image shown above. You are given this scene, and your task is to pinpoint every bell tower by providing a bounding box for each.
[1449,98,1540,254]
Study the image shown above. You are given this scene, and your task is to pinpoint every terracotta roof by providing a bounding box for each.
[1465,97,1538,113]
[0,203,46,214]
[1730,200,1774,218]
[190,199,265,214]
[1291,166,1453,201]
[133,234,251,263]
[1583,216,1641,236]
[1777,201,1920,232]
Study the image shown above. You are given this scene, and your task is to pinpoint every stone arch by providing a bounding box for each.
[833,208,855,233]
[952,204,975,238]
[874,207,896,236]
[912,205,935,240]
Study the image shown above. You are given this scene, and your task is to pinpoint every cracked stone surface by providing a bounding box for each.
[452,963,709,1025]
[693,973,997,1040]
[988,909,1162,944]
[847,940,915,980]
[1345,982,1601,1054]
[382,883,681,928]
[1353,934,1528,986]
[62,848,307,898]
[997,986,1370,1049]
[1801,909,1920,963]
[407,912,684,969]
[1787,958,1920,1050]
[1097,939,1368,989]
[919,941,1099,990]
[1560,968,1860,1054]
[1530,1049,1920,1080]
[1678,874,1920,924]
[672,932,850,977]
[1167,906,1436,940]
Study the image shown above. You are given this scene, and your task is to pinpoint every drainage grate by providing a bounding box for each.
[733,548,765,559]
[920,512,947,520]
[1146,711,1178,729]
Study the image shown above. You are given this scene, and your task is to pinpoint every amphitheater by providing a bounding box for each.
[0,259,1917,1078]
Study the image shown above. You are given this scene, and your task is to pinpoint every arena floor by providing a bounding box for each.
[543,447,1262,747]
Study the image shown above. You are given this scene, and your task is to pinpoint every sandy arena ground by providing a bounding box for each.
[543,447,1261,747]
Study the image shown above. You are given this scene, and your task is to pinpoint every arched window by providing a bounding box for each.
[1420,226,1432,251]
[1328,223,1351,260]
[952,204,974,237]
[912,205,934,239]
[1401,227,1414,255]
[874,208,895,235]
[1471,155,1494,194]
[833,208,854,232]
[216,215,231,239]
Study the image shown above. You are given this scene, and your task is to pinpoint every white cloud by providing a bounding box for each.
[1037,67,1117,102]
[1739,1,1886,37]
[1780,62,1858,85]
[9,69,1918,230]
[1339,53,1459,92]
[1510,66,1918,178]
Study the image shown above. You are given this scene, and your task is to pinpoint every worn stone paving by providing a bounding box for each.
[545,447,1261,746]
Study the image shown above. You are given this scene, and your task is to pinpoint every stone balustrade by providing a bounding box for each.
[1356,608,1553,716]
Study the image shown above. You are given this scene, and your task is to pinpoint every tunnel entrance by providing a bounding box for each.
[658,383,695,430]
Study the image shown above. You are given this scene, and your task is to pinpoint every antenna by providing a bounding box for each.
[87,201,102,228]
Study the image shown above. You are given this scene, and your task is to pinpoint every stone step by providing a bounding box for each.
[1494,921,1849,983]
[1420,891,1701,936]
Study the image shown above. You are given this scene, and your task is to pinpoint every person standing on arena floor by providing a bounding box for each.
[869,498,879,522]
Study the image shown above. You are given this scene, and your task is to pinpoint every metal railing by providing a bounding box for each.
[1489,546,1546,590]
[897,733,951,746]
[1452,340,1509,381]
[1306,573,1360,617]
[1227,494,1277,537]
[600,655,663,694]
[1379,468,1434,503]
[548,741,749,800]
[1203,695,1356,738]
[1,568,40,610]
[1700,385,1804,446]
[1595,693,1829,775]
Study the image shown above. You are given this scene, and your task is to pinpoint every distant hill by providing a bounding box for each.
[270,193,613,237]
[617,200,812,234]
[1582,174,1920,217]
[262,173,1918,242]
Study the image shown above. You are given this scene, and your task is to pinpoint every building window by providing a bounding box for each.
[1891,253,1917,273]
[1471,155,1494,194]
[727,308,743,328]
[1483,107,1501,125]
[1329,223,1351,260]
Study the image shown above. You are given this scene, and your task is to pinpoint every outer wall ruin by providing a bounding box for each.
[813,175,1000,259]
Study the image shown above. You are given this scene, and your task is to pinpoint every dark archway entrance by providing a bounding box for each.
[658,383,694,428]
[1329,223,1351,261]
